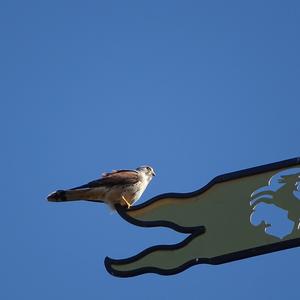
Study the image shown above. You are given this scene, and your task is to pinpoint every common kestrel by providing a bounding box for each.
[47,165,155,209]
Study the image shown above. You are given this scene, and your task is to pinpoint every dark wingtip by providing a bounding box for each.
[47,190,66,202]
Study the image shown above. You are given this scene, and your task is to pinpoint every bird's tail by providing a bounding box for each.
[47,189,93,202]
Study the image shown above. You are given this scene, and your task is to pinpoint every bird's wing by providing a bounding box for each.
[70,170,139,190]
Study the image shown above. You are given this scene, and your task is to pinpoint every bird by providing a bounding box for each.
[47,165,156,209]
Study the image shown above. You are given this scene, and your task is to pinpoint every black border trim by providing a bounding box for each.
[105,237,300,277]
[105,229,205,277]
[105,157,300,277]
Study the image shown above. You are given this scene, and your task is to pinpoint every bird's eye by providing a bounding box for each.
[146,167,151,171]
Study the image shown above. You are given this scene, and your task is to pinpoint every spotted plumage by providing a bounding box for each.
[47,165,155,209]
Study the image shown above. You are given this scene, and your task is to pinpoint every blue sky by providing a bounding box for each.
[1,1,300,299]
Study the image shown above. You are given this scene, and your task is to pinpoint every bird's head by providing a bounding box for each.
[136,165,156,180]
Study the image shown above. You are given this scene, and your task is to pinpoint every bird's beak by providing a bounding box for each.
[152,170,156,176]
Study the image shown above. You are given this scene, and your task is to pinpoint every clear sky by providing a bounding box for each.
[1,1,300,299]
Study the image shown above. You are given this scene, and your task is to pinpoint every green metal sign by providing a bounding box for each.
[105,157,300,277]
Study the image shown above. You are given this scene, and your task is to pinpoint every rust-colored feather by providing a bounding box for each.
[71,170,139,190]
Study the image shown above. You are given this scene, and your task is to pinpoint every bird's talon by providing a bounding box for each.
[122,195,131,209]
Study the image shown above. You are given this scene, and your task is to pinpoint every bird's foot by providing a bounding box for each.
[122,195,131,209]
